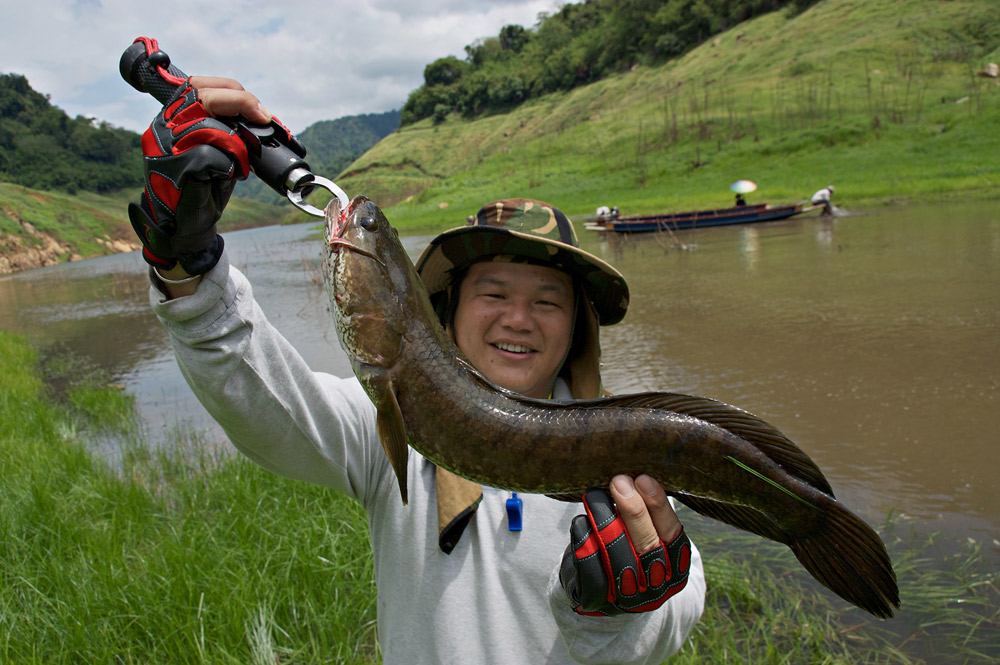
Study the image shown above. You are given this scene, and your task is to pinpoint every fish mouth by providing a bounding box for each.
[326,199,384,264]
[329,237,384,264]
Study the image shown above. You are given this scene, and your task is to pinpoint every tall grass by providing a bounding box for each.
[0,331,378,663]
[1,329,997,663]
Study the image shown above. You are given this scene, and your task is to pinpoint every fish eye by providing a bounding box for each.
[359,216,378,231]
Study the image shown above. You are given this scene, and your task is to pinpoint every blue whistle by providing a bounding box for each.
[506,492,523,531]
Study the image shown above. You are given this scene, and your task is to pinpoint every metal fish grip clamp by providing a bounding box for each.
[120,36,348,217]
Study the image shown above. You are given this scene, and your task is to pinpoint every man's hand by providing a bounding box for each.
[560,475,692,616]
[192,76,271,123]
[128,76,270,277]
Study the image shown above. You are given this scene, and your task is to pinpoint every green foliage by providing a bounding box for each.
[401,0,804,125]
[424,56,469,87]
[0,331,379,663]
[0,74,142,194]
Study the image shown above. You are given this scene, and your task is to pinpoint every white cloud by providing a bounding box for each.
[0,0,558,133]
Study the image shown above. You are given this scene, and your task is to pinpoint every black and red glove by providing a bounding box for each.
[128,81,250,275]
[559,489,692,616]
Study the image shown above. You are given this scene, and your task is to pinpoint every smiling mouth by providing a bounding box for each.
[493,342,533,354]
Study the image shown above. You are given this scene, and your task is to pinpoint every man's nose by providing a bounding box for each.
[499,299,533,330]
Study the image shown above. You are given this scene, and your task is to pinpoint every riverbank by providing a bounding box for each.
[1,329,996,663]
[0,182,286,276]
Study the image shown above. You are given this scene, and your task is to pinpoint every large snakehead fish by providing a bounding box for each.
[324,196,899,619]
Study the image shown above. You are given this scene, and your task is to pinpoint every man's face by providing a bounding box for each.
[453,261,575,399]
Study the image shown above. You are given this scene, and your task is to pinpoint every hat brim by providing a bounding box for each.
[415,225,629,325]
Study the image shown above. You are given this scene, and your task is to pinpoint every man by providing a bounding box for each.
[811,185,835,215]
[131,76,705,664]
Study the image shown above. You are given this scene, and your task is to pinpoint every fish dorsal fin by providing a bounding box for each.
[376,382,409,505]
[580,391,835,497]
[456,355,833,497]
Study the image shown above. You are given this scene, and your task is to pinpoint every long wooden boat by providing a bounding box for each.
[585,202,817,233]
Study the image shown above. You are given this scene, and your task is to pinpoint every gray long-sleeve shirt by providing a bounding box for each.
[150,253,705,664]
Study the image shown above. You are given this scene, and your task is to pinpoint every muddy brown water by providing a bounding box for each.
[1,202,997,555]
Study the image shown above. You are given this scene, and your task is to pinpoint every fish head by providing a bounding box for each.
[324,195,412,371]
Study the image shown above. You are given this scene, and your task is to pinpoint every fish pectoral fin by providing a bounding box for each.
[376,385,410,505]
[350,314,403,366]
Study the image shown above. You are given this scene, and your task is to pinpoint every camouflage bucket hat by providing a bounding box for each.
[415,198,629,325]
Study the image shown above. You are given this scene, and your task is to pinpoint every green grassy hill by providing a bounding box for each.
[335,0,999,231]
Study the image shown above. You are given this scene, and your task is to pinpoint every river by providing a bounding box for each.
[1,202,997,554]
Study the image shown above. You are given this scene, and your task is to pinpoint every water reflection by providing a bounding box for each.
[1,204,998,553]
[739,225,759,271]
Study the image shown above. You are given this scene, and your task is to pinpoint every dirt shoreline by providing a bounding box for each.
[0,220,139,276]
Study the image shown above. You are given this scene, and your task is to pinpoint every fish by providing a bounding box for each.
[324,195,900,619]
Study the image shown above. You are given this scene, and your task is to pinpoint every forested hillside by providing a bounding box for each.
[402,0,821,124]
[0,74,142,193]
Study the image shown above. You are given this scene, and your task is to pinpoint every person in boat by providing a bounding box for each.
[811,185,835,215]
[125,75,706,665]
[734,193,747,206]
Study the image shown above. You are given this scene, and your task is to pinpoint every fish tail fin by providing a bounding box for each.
[675,493,899,618]
[789,500,899,619]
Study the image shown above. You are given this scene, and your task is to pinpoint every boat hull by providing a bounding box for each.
[586,203,815,233]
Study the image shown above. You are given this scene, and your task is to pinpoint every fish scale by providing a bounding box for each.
[325,195,900,619]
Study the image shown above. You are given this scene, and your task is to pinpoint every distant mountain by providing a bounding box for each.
[234,110,401,204]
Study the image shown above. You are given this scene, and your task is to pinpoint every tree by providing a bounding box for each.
[499,24,531,52]
[424,56,468,87]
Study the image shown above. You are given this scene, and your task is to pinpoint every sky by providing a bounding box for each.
[0,0,561,134]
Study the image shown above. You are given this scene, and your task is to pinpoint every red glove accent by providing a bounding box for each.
[559,489,691,616]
